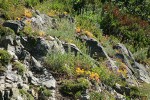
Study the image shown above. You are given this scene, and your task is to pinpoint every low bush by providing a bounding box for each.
[60,78,90,98]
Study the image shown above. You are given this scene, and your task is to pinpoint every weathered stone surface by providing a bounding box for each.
[133,62,150,83]
[0,35,14,49]
[31,13,57,31]
[6,72,18,82]
[3,20,25,33]
[41,78,56,89]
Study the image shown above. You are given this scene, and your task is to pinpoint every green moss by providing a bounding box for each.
[13,62,25,75]
[0,49,11,65]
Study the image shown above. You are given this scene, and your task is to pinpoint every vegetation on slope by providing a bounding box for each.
[0,0,150,99]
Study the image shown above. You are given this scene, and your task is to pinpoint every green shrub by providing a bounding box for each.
[60,78,90,98]
[0,49,11,65]
[13,62,25,75]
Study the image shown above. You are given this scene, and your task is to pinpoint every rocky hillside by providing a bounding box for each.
[0,0,150,100]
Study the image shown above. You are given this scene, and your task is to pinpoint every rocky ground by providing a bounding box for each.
[0,9,150,100]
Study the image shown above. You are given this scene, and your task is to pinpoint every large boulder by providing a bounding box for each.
[21,36,65,60]
[3,20,25,33]
[114,43,150,84]
[31,12,58,31]
[79,35,106,59]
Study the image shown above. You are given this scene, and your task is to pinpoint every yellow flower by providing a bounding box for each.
[84,30,94,38]
[85,71,91,75]
[16,17,21,20]
[76,67,85,75]
[24,9,32,18]
[89,72,95,79]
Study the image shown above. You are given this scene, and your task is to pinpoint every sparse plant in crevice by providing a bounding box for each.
[38,86,52,97]
[19,89,34,100]
[12,62,25,76]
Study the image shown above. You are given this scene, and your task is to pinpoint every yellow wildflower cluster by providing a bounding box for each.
[75,27,94,38]
[76,68,100,82]
[24,9,32,18]
[83,30,94,38]
[76,67,84,75]
[89,72,99,82]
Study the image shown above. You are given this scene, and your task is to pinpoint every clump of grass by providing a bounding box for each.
[38,86,52,97]
[12,62,25,76]
[90,90,115,100]
[19,89,34,100]
[0,49,11,65]
[46,18,75,42]
[45,52,95,77]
